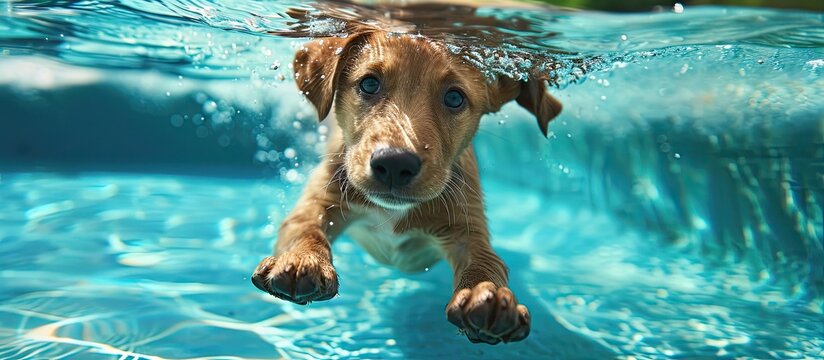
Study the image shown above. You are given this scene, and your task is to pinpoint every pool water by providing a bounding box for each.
[1,1,823,359]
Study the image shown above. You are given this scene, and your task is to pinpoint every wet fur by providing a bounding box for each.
[252,30,562,345]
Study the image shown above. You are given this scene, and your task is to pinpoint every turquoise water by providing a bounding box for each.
[1,1,823,359]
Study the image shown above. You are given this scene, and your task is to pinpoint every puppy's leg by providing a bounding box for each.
[442,237,530,344]
[439,152,530,344]
[251,147,347,304]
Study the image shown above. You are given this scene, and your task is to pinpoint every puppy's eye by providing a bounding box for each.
[444,89,464,109]
[359,76,380,94]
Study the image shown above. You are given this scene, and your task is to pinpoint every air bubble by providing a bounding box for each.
[192,113,204,126]
[285,169,299,183]
[255,150,266,162]
[195,126,209,138]
[217,135,231,147]
[169,114,184,127]
[203,100,218,114]
[266,150,279,162]
[284,148,297,159]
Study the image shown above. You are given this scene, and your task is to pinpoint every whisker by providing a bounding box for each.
[322,164,345,193]
[337,173,350,222]
[437,188,452,227]
[447,176,469,232]
[376,206,401,228]
[447,180,462,227]
[454,162,484,200]
[445,169,472,234]
[476,127,517,146]
[343,182,352,221]
[318,151,347,159]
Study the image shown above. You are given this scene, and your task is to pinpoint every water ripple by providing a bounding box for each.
[2,1,822,81]
[0,173,821,358]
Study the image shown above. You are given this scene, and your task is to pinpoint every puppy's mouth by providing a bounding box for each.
[366,192,421,211]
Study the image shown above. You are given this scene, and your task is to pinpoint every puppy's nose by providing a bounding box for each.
[370,148,421,187]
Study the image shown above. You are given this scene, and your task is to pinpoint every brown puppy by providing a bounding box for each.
[252,30,562,345]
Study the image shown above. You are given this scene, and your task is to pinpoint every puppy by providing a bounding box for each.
[252,29,562,345]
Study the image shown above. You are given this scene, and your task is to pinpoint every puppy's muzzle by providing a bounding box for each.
[370,148,421,188]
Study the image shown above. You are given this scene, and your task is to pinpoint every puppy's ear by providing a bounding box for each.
[293,34,365,121]
[487,76,563,137]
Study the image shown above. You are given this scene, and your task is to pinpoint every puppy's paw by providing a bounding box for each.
[445,281,530,345]
[251,252,338,305]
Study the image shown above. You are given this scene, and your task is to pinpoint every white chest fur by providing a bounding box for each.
[344,206,442,273]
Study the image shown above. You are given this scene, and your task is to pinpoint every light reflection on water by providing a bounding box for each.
[0,173,821,358]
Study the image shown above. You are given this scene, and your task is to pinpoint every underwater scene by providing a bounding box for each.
[1,0,823,359]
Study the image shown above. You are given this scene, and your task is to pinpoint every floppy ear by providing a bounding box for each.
[293,34,365,121]
[488,76,563,137]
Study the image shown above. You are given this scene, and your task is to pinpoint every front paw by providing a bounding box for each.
[251,252,338,305]
[445,281,530,345]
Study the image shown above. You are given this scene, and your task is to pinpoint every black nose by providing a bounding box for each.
[370,148,421,187]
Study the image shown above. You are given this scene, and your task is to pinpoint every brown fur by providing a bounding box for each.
[252,30,562,345]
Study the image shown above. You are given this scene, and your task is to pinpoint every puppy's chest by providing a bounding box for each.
[344,207,442,273]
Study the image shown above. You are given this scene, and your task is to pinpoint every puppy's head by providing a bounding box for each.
[294,31,561,210]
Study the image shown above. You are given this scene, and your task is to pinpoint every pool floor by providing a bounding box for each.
[0,172,821,359]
